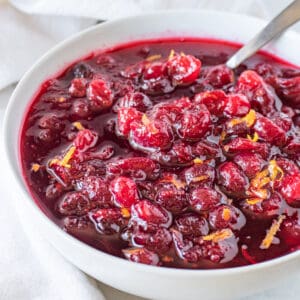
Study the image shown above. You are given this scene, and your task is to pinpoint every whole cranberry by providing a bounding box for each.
[184,163,216,187]
[202,64,234,88]
[116,107,143,137]
[131,199,172,230]
[155,185,187,213]
[110,176,140,208]
[240,193,283,219]
[278,174,300,207]
[74,129,98,152]
[131,227,172,253]
[284,137,300,159]
[223,94,250,117]
[175,213,209,236]
[87,79,113,112]
[89,208,126,234]
[208,204,246,231]
[189,187,222,212]
[279,211,300,246]
[177,108,211,141]
[233,153,265,179]
[167,53,201,86]
[58,192,90,216]
[113,92,153,112]
[122,247,159,266]
[69,78,87,97]
[218,162,248,196]
[107,157,160,181]
[192,140,221,159]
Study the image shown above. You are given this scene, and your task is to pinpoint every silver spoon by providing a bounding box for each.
[226,0,300,69]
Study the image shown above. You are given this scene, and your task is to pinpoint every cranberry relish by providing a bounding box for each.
[21,39,300,269]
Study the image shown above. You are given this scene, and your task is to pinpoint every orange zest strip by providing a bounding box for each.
[58,97,66,103]
[146,54,162,62]
[222,208,231,221]
[162,255,174,263]
[141,114,158,134]
[203,229,233,243]
[247,132,259,142]
[260,215,286,250]
[193,158,203,164]
[31,163,41,172]
[192,175,208,183]
[246,198,263,205]
[159,174,186,190]
[268,160,284,182]
[229,109,256,127]
[73,122,85,131]
[121,208,131,218]
[60,146,76,168]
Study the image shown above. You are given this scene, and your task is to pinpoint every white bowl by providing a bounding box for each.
[4,10,300,300]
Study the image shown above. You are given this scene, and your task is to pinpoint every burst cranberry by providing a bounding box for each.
[218,162,248,196]
[155,185,187,213]
[271,112,292,132]
[192,140,221,159]
[167,53,201,85]
[194,90,226,116]
[276,158,300,175]
[69,78,87,97]
[117,107,143,137]
[177,107,211,141]
[38,114,64,132]
[224,94,250,117]
[130,118,173,151]
[131,228,172,253]
[233,153,265,178]
[76,176,113,207]
[279,212,300,246]
[279,174,300,207]
[202,64,234,88]
[123,247,159,266]
[89,208,126,234]
[284,137,300,158]
[58,192,90,216]
[184,163,216,187]
[73,129,98,152]
[107,157,160,181]
[236,70,275,114]
[209,204,246,231]
[253,114,286,146]
[110,176,139,208]
[175,213,209,236]
[240,193,283,219]
[131,199,172,230]
[114,91,153,112]
[189,187,222,212]
[87,79,113,112]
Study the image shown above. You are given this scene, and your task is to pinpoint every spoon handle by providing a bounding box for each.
[226,0,300,69]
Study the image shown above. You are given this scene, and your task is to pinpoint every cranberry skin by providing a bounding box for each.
[284,137,300,158]
[58,192,90,216]
[189,187,222,212]
[241,193,283,219]
[279,212,300,246]
[110,176,139,208]
[71,99,90,118]
[74,129,98,152]
[131,199,172,230]
[184,163,216,187]
[202,64,234,88]
[177,108,211,141]
[167,54,201,85]
[87,79,113,112]
[194,90,226,116]
[113,92,153,112]
[155,185,187,213]
[236,70,275,115]
[151,141,193,167]
[38,113,64,132]
[253,115,286,146]
[129,119,173,152]
[224,94,250,117]
[276,158,300,175]
[175,213,209,237]
[131,228,172,253]
[223,138,269,159]
[279,174,300,207]
[123,247,159,266]
[117,107,142,137]
[89,208,126,234]
[192,140,221,159]
[271,112,292,132]
[233,153,265,179]
[69,78,87,97]
[209,204,246,231]
[218,162,248,196]
[197,231,239,263]
[107,157,160,181]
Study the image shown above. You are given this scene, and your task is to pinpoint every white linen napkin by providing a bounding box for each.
[0,1,299,300]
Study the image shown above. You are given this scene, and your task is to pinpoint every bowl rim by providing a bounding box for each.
[3,9,300,277]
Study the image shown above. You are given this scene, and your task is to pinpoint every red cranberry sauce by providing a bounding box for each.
[21,39,300,269]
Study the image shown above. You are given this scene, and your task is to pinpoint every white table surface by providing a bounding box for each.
[1,85,300,300]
